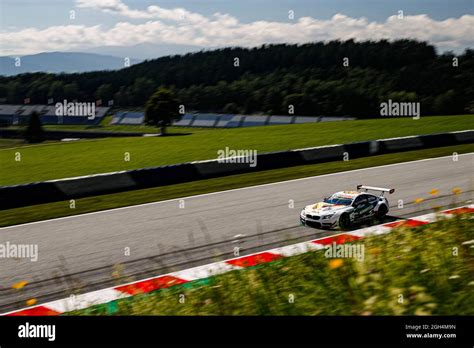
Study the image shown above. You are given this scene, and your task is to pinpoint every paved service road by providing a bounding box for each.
[0,154,472,310]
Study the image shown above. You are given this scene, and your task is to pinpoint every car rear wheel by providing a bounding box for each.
[376,204,388,220]
[339,213,351,230]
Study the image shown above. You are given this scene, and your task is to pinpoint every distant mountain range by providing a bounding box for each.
[82,43,206,60]
[0,52,142,76]
[0,43,208,76]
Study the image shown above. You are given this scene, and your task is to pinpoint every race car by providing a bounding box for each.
[300,185,395,230]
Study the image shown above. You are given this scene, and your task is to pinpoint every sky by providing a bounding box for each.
[1,0,473,56]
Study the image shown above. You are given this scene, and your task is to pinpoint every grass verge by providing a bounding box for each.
[1,115,473,185]
[0,144,472,227]
[68,214,474,315]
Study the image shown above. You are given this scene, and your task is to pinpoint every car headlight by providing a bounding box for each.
[322,213,335,219]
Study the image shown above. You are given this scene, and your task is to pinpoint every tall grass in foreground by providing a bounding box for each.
[71,216,474,315]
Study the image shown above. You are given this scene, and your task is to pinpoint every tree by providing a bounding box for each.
[24,111,45,143]
[6,81,22,104]
[114,86,130,106]
[48,81,65,101]
[144,87,180,135]
[282,93,313,115]
[130,77,155,105]
[223,102,240,114]
[95,84,114,104]
[63,82,80,101]
[433,90,459,115]
[1,40,473,117]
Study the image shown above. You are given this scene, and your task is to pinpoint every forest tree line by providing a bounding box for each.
[0,39,473,117]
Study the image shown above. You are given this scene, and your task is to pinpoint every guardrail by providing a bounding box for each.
[1,130,473,210]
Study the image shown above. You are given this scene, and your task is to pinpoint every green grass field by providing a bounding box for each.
[1,115,473,186]
[0,139,23,149]
[1,143,472,227]
[68,215,474,315]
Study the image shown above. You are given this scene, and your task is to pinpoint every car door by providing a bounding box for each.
[367,194,379,215]
[352,195,372,220]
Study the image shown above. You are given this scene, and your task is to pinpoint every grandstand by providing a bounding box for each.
[0,104,110,126]
[0,106,355,128]
[110,112,355,128]
[173,114,195,127]
[110,111,143,125]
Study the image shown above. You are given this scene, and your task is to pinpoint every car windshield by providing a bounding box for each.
[324,195,353,206]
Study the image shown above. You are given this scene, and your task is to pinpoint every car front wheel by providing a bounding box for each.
[339,213,351,230]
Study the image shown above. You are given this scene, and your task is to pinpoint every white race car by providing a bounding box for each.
[300,185,394,230]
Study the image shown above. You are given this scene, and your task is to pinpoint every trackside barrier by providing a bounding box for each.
[1,130,473,209]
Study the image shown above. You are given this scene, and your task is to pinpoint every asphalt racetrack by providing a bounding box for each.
[1,154,473,311]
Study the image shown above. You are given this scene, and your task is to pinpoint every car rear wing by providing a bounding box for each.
[357,185,395,196]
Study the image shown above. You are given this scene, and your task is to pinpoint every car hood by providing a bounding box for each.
[304,202,350,214]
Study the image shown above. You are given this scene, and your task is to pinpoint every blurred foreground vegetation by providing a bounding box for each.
[71,214,474,315]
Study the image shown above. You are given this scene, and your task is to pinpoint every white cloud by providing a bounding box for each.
[1,0,473,56]
[76,0,207,23]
